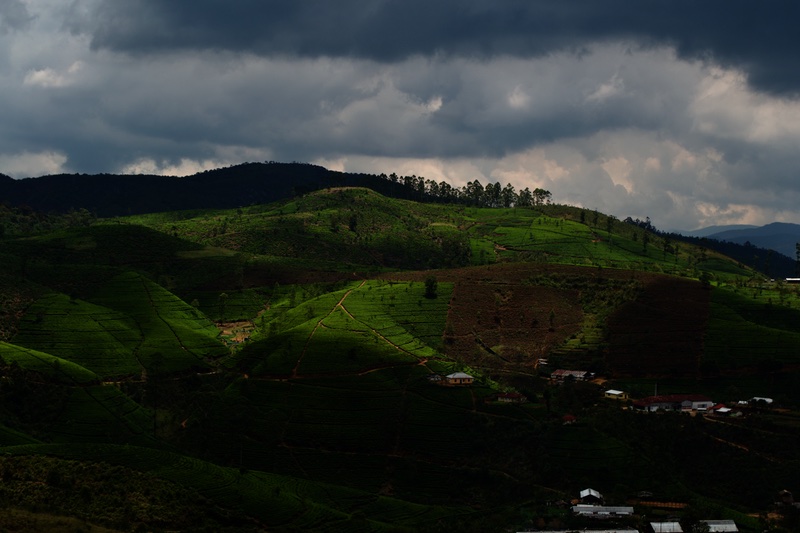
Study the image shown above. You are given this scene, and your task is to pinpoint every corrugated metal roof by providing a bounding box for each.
[651,522,683,532]
[580,487,602,499]
[517,530,638,533]
[701,519,739,532]
[572,504,633,515]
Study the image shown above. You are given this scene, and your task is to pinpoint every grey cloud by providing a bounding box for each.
[74,0,800,96]
[0,0,33,32]
[7,4,800,230]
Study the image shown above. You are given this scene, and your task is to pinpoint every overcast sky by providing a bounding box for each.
[2,0,800,230]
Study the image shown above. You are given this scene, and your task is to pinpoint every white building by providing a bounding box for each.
[701,519,738,532]
[651,522,683,533]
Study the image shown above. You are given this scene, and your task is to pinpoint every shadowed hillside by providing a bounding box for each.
[0,186,798,532]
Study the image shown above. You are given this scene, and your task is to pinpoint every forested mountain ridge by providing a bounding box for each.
[0,161,550,217]
[2,161,795,277]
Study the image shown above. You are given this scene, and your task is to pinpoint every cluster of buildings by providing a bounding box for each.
[544,367,782,421]
[632,394,715,412]
[520,526,738,533]
[630,394,775,416]
[519,488,741,532]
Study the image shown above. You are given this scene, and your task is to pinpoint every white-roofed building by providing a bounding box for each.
[551,368,593,382]
[580,487,604,504]
[444,372,474,385]
[604,389,628,400]
[650,522,683,533]
[750,396,773,405]
[572,504,633,518]
[701,519,738,532]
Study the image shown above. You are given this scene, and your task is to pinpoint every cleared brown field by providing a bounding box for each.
[380,263,710,378]
[445,281,583,368]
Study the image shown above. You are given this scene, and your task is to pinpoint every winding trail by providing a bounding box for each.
[286,280,444,380]
[290,280,366,378]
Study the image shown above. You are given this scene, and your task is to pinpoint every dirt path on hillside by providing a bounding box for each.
[290,280,366,378]
[340,305,433,362]
[250,279,446,382]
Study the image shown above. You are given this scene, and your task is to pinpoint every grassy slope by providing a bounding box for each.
[124,188,752,282]
[90,271,227,372]
[0,341,99,384]
[10,293,143,377]
[1,190,800,530]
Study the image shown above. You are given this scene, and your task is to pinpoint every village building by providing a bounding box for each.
[701,519,739,532]
[650,522,683,533]
[580,488,604,504]
[777,489,794,504]
[496,392,527,403]
[633,394,714,412]
[604,389,628,400]
[709,404,740,417]
[519,530,638,533]
[572,504,633,518]
[750,396,773,406]
[426,373,443,383]
[444,372,474,386]
[551,368,593,382]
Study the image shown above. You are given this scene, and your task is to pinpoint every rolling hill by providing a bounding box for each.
[0,183,798,531]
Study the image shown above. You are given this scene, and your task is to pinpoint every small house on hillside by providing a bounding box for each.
[710,404,739,417]
[445,372,474,386]
[551,369,593,382]
[580,488,603,504]
[777,489,794,505]
[604,389,628,400]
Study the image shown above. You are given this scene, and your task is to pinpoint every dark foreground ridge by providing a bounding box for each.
[0,162,397,217]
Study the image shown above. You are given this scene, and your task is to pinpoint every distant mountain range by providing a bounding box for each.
[678,222,800,260]
[678,224,757,238]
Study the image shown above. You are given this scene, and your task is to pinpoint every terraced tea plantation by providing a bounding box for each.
[1,188,799,531]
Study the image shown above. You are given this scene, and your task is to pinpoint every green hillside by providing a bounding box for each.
[122,188,750,282]
[0,187,798,531]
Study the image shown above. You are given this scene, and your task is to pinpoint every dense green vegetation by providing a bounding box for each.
[0,186,798,531]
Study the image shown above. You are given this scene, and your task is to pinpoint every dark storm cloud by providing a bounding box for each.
[76,0,800,96]
[0,0,33,32]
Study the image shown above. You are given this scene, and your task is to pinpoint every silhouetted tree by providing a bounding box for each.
[424,276,438,299]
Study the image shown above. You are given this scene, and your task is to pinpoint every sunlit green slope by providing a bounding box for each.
[123,187,752,282]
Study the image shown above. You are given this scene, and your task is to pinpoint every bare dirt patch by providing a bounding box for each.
[216,320,254,342]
